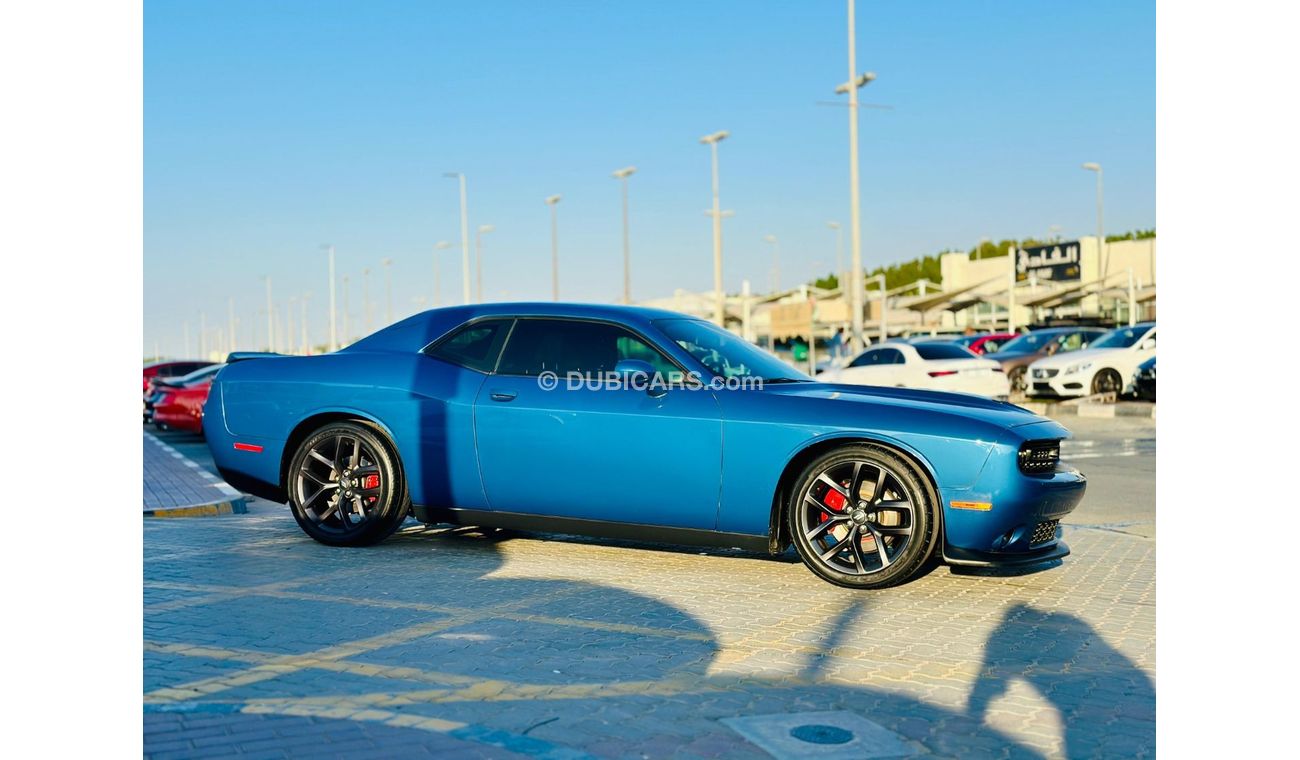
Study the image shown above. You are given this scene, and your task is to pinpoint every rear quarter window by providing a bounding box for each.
[424,319,513,372]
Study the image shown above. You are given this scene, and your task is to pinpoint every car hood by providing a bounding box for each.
[763,381,1046,428]
[1030,346,1128,369]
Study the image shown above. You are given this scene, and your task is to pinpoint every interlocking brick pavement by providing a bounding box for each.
[144,432,246,516]
[144,503,1155,758]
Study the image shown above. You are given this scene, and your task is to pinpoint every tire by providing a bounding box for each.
[1008,366,1027,394]
[786,444,938,589]
[286,421,409,547]
[1091,369,1122,398]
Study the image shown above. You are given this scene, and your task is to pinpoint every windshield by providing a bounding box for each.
[653,319,810,382]
[1091,325,1151,349]
[914,342,977,361]
[999,330,1061,353]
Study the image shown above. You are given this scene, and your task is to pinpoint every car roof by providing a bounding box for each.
[345,302,707,353]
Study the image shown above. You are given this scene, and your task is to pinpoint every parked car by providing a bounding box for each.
[819,341,1011,400]
[142,360,210,392]
[992,327,1109,394]
[147,364,224,428]
[205,304,1084,589]
[1026,323,1156,400]
[1129,356,1156,401]
[954,333,1018,355]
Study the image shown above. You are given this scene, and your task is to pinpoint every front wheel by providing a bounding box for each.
[287,421,409,546]
[1008,366,1028,394]
[787,445,937,589]
[1091,368,1123,398]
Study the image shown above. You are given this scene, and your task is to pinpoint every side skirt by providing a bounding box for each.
[412,505,773,554]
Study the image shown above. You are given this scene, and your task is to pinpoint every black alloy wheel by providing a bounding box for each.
[788,445,936,589]
[1008,366,1028,394]
[288,422,408,546]
[1091,368,1123,397]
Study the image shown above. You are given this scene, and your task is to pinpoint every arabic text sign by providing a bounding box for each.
[1016,241,1081,283]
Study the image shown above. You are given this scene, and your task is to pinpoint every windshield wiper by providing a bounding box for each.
[763,377,812,384]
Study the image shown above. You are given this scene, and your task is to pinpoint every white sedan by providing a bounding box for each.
[1026,322,1156,399]
[819,341,1011,399]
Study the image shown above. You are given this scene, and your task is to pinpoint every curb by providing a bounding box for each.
[144,433,248,518]
[1017,400,1156,420]
[143,500,246,518]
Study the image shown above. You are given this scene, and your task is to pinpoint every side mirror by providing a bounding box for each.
[1140,339,1155,351]
[613,359,665,398]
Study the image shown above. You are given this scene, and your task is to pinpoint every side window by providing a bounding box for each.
[880,348,904,364]
[497,319,675,377]
[425,318,513,372]
[849,349,879,368]
[615,335,678,377]
[1058,333,1083,351]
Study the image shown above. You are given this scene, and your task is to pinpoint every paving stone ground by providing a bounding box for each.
[143,422,1155,759]
[143,432,245,514]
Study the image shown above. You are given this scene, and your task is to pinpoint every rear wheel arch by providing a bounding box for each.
[280,412,403,491]
[767,435,943,555]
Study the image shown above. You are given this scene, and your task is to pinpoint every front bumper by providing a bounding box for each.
[1027,370,1090,398]
[940,458,1086,568]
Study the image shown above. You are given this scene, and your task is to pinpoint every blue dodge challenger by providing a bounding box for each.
[204,303,1085,589]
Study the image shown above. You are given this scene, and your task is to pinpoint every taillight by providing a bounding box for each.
[927,370,957,377]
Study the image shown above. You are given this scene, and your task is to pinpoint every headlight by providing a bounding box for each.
[1063,361,1092,375]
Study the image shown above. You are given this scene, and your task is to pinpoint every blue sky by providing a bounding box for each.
[145,0,1154,353]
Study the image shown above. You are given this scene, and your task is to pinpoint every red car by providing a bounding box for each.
[143,360,210,393]
[955,333,1018,355]
[152,380,213,433]
[148,364,224,433]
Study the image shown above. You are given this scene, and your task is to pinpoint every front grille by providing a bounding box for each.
[1018,440,1060,474]
[1030,519,1060,546]
[1033,368,1059,379]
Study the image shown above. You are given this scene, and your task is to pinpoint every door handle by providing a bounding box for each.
[490,390,518,402]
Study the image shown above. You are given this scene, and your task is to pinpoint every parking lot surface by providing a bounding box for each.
[144,417,1155,759]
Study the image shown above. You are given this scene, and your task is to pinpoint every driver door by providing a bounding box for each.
[473,318,723,530]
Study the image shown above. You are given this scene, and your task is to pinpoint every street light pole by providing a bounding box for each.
[838,0,876,353]
[700,130,729,327]
[475,225,494,303]
[381,258,393,324]
[444,172,472,304]
[1082,162,1106,278]
[433,241,452,307]
[545,195,562,301]
[612,166,637,304]
[227,296,236,354]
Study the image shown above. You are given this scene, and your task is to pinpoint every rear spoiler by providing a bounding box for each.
[225,351,287,364]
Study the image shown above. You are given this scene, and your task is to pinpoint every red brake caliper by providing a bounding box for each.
[821,487,847,521]
[362,474,380,503]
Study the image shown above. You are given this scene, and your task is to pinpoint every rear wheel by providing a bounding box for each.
[787,445,937,589]
[287,422,408,546]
